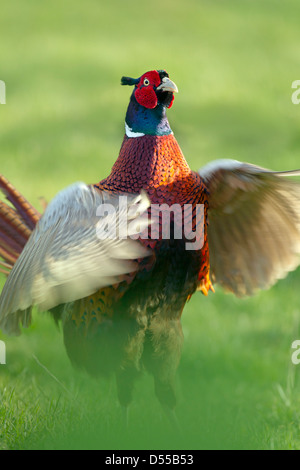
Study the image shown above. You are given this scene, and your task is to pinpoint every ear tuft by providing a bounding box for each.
[121,76,139,86]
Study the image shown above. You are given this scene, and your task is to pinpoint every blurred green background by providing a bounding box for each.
[1,0,300,450]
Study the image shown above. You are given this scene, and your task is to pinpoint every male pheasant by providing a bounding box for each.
[0,69,300,414]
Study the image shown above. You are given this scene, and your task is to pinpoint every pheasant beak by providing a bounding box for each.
[156,77,179,94]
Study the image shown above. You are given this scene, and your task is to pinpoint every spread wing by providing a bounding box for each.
[199,159,300,297]
[0,183,151,334]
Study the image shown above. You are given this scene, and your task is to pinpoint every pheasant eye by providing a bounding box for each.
[143,78,150,86]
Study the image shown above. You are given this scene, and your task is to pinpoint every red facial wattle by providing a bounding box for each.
[167,94,175,109]
[135,86,158,109]
[134,70,174,110]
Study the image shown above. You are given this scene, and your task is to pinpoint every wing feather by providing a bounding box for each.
[199,160,300,296]
[0,183,151,334]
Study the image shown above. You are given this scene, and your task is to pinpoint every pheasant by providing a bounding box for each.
[0,69,300,416]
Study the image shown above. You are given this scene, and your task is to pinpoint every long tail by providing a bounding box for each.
[0,175,41,276]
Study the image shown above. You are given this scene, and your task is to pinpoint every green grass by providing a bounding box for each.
[1,0,300,450]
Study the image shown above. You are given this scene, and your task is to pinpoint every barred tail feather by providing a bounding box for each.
[0,260,13,276]
[0,175,40,230]
[0,175,40,275]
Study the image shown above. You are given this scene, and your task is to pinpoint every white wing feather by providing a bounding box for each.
[0,183,151,334]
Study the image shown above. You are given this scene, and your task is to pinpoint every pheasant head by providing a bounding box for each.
[121,70,178,137]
